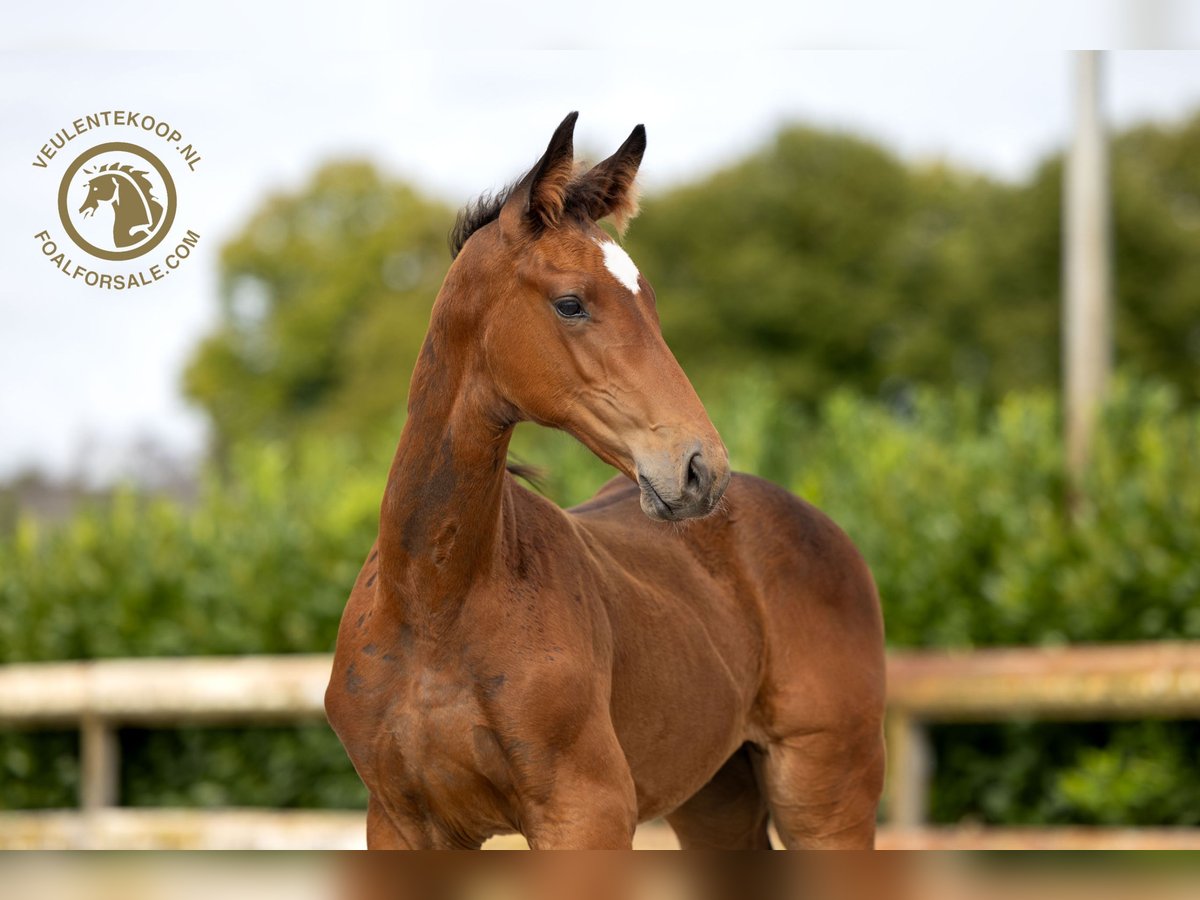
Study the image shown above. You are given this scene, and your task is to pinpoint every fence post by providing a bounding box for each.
[886,710,931,828]
[1063,49,1112,485]
[80,713,119,810]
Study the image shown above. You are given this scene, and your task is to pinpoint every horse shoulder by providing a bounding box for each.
[724,473,885,733]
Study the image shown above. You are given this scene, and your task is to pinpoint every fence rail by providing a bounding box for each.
[2,643,1200,848]
[884,642,1200,828]
[0,655,331,812]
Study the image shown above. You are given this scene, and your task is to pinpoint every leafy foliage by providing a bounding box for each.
[184,162,451,452]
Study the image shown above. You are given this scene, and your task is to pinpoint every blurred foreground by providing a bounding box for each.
[5,853,1200,900]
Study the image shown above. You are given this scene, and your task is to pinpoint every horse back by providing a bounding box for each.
[570,472,885,740]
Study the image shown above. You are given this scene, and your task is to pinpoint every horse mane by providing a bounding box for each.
[505,461,544,491]
[449,167,639,260]
[449,180,519,259]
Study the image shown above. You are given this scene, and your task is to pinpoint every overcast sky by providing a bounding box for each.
[3,2,1200,481]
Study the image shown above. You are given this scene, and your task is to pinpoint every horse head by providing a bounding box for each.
[445,113,730,521]
[78,171,118,217]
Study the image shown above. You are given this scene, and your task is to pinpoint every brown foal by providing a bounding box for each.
[325,113,885,849]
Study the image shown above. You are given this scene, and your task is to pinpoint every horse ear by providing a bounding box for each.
[576,124,646,233]
[500,112,578,237]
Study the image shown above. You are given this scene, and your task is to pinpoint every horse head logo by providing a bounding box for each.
[77,162,165,249]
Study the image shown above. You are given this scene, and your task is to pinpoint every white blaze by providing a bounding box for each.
[597,238,641,295]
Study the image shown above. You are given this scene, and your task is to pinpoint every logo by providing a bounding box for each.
[32,111,201,290]
[59,142,176,261]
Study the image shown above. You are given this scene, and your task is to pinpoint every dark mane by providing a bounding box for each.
[448,179,521,259]
[449,169,624,259]
[449,121,643,259]
[505,461,544,490]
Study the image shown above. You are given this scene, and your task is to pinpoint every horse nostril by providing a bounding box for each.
[686,452,706,495]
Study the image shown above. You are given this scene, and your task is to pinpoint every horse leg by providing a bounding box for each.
[755,724,885,849]
[521,718,638,849]
[523,769,638,849]
[366,795,418,849]
[666,744,772,849]
[523,786,637,849]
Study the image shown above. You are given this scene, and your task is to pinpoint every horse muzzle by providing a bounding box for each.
[636,441,731,522]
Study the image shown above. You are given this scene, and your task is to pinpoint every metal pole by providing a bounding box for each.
[1063,51,1112,483]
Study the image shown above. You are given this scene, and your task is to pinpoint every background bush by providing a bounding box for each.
[2,376,1199,823]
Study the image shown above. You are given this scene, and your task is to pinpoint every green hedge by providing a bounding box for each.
[2,377,1198,823]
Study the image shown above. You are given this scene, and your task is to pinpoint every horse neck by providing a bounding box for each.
[376,315,515,616]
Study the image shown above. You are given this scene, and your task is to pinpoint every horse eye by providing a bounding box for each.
[554,297,586,319]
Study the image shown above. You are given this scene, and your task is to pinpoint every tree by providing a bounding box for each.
[1110,115,1200,395]
[184,162,453,451]
[626,125,1063,403]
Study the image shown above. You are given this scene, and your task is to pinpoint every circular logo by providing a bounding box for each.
[57,141,176,262]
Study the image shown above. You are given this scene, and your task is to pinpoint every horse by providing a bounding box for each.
[324,113,886,849]
[77,163,163,248]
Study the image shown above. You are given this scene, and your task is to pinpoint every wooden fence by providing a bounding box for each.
[2,644,1200,849]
